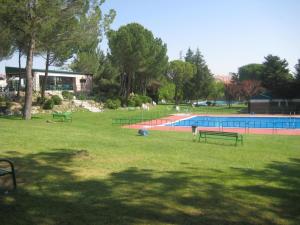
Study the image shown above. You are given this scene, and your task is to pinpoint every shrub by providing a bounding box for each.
[43,99,54,110]
[5,101,13,108]
[62,91,74,100]
[105,99,121,109]
[0,96,5,102]
[127,94,151,107]
[134,97,142,107]
[127,98,136,107]
[76,93,86,100]
[51,95,62,105]
[36,96,45,105]
[140,95,152,103]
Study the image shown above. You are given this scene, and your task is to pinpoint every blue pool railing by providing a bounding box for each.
[112,117,300,133]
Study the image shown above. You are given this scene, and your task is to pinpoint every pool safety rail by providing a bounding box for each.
[112,117,300,134]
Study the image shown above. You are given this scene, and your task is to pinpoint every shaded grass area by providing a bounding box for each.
[0,109,299,225]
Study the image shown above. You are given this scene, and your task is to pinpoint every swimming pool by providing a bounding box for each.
[169,116,300,129]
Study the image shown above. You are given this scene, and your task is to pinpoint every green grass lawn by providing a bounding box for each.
[0,106,299,225]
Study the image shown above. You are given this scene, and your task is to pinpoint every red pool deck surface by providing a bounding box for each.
[123,114,300,136]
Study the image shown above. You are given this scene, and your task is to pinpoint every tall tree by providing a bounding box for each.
[168,60,195,105]
[0,27,14,60]
[295,59,300,81]
[71,2,116,75]
[184,48,213,100]
[134,38,168,95]
[209,80,224,101]
[39,1,114,100]
[238,64,264,81]
[261,55,293,98]
[0,0,85,119]
[108,23,168,101]
[240,80,263,112]
[92,52,120,99]
[224,82,239,108]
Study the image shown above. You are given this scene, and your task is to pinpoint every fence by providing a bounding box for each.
[112,117,300,134]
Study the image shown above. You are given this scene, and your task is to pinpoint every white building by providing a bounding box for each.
[0,74,7,93]
[5,67,93,94]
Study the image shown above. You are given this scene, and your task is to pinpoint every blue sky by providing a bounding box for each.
[1,0,299,75]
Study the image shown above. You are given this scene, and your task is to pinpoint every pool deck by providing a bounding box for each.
[123,114,300,136]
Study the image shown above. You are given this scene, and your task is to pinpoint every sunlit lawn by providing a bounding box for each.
[0,106,299,225]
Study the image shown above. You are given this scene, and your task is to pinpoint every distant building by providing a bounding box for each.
[5,67,93,94]
[0,74,7,92]
[250,92,300,114]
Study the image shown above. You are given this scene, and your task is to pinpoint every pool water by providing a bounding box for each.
[169,116,300,129]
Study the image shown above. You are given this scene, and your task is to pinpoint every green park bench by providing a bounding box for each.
[0,159,17,190]
[198,130,243,146]
[52,111,72,122]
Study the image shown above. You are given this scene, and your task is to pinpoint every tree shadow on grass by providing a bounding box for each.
[0,150,299,225]
[232,158,300,224]
[0,115,43,120]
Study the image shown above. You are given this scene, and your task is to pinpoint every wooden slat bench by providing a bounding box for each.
[52,111,72,122]
[198,130,243,146]
[0,159,17,190]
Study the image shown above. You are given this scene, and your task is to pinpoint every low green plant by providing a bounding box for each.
[43,99,54,110]
[76,93,86,100]
[127,94,151,107]
[140,95,152,103]
[5,101,13,108]
[105,99,121,109]
[51,95,62,105]
[36,96,45,105]
[62,91,74,100]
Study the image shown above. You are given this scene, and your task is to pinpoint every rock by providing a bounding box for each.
[72,100,102,112]
[138,129,149,136]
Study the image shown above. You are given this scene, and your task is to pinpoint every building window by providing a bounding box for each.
[39,76,74,91]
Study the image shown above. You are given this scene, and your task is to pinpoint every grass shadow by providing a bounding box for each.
[0,150,298,225]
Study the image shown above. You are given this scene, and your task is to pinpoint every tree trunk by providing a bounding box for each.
[17,49,22,98]
[126,72,133,100]
[175,86,179,105]
[41,51,50,101]
[247,100,250,113]
[23,38,35,120]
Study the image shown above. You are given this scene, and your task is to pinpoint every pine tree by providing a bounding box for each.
[295,59,300,81]
[184,48,213,100]
[261,55,293,98]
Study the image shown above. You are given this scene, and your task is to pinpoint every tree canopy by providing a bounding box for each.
[261,55,293,98]
[168,60,195,105]
[238,63,264,81]
[184,48,213,100]
[108,23,168,101]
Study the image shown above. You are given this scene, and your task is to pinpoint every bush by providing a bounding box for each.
[5,101,13,108]
[76,93,86,100]
[0,96,5,102]
[43,99,54,110]
[51,95,62,105]
[62,91,74,100]
[36,96,45,105]
[127,97,135,107]
[140,95,152,103]
[127,94,151,107]
[105,99,121,109]
[134,97,142,107]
